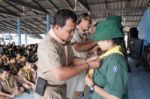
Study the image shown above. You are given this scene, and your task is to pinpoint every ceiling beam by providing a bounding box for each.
[3,0,22,12]
[147,0,150,7]
[90,0,137,5]
[0,14,40,33]
[105,0,108,9]
[0,25,16,32]
[91,7,146,14]
[32,0,49,13]
[66,0,74,9]
[48,0,59,11]
[0,15,45,21]
[0,10,17,16]
[0,1,46,32]
[6,0,45,13]
[0,4,19,16]
[78,0,90,11]
[92,14,142,17]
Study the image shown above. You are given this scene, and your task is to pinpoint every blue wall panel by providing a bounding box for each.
[138,8,150,45]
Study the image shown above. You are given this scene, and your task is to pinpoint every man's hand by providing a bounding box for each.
[86,56,99,62]
[87,58,100,69]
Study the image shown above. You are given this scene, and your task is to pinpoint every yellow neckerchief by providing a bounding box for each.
[0,76,12,91]
[23,67,31,81]
[3,58,7,65]
[88,45,123,77]
[76,26,88,42]
[12,64,18,72]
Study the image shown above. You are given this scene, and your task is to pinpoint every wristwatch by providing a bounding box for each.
[90,84,95,91]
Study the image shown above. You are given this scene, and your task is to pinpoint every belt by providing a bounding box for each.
[47,83,66,88]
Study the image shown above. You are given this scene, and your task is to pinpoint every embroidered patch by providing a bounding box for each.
[113,66,118,73]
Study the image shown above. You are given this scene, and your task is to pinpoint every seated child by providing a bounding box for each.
[0,65,24,99]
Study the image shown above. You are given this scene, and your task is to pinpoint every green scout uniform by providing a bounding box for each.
[93,53,128,99]
[0,75,18,94]
[106,15,131,72]
[91,20,128,99]
[35,29,74,99]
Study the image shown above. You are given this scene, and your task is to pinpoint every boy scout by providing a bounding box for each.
[35,9,99,99]
[9,57,19,75]
[67,13,97,99]
[85,20,128,99]
[18,62,35,90]
[0,66,24,99]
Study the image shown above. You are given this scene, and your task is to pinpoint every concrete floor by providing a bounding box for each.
[127,57,150,99]
[16,57,150,99]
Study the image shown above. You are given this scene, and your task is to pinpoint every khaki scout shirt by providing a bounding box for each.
[71,29,88,58]
[93,53,128,99]
[37,31,74,85]
[0,75,17,94]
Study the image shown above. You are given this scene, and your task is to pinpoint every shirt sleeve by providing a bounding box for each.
[104,59,128,98]
[38,41,62,71]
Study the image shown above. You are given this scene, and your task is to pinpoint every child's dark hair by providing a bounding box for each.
[0,65,10,73]
[112,37,124,45]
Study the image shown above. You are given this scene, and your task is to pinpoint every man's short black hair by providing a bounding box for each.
[53,9,77,27]
[0,65,10,73]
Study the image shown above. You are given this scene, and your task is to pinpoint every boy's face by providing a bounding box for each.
[2,71,10,78]
[10,58,16,63]
[97,40,113,51]
[80,17,91,31]
[56,18,76,41]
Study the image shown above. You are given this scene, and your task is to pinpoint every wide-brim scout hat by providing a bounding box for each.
[92,20,124,41]
[106,16,123,28]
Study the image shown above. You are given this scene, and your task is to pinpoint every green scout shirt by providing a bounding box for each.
[93,53,128,99]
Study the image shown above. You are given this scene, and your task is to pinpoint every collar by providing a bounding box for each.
[99,45,123,59]
[76,26,85,35]
[48,28,66,45]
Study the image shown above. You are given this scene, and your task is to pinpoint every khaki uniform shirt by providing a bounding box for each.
[0,75,17,94]
[18,68,34,83]
[71,29,88,58]
[35,31,74,99]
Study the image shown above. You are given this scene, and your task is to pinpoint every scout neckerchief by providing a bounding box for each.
[11,64,18,72]
[76,26,87,43]
[79,33,88,43]
[3,58,7,65]
[63,41,70,66]
[0,76,12,91]
[23,67,31,81]
[88,45,123,77]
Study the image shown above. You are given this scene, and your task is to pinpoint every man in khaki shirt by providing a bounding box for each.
[35,9,100,99]
[67,13,97,99]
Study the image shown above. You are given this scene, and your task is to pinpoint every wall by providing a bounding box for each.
[137,7,150,45]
